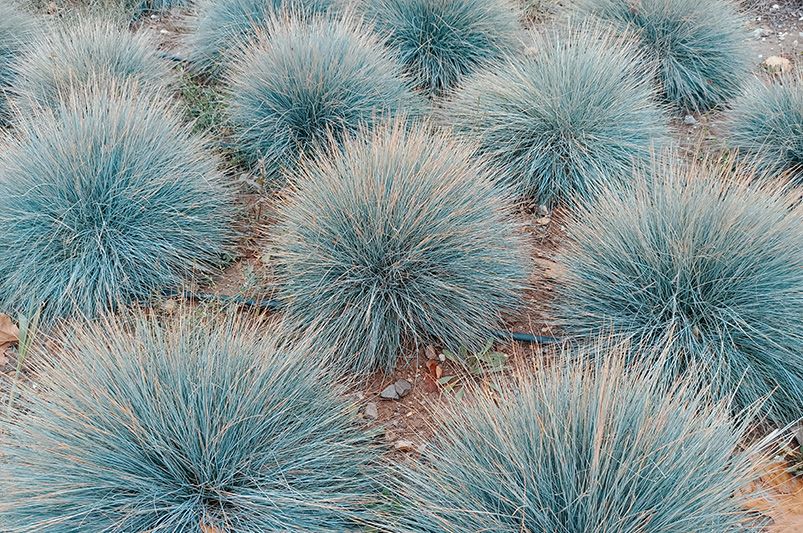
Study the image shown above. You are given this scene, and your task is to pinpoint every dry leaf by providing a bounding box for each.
[763,56,792,74]
[744,461,803,532]
[424,359,443,378]
[0,314,19,350]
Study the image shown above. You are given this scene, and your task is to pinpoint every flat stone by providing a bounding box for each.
[394,379,413,398]
[379,383,400,400]
[363,402,378,420]
[683,115,697,125]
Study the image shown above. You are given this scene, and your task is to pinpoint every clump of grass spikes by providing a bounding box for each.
[10,16,173,114]
[575,0,751,112]
[185,0,333,79]
[272,119,530,373]
[553,158,803,426]
[225,15,424,182]
[0,1,38,122]
[0,311,386,531]
[728,72,803,184]
[393,347,775,532]
[0,81,236,323]
[357,0,522,96]
[444,25,668,206]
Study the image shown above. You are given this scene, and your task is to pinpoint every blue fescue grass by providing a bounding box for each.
[443,25,669,206]
[391,347,778,532]
[575,0,751,112]
[0,81,237,324]
[271,119,530,374]
[9,16,173,114]
[135,0,188,12]
[24,0,186,16]
[185,0,334,79]
[0,1,38,123]
[224,15,425,183]
[728,72,803,185]
[553,158,803,426]
[0,310,387,531]
[356,0,522,96]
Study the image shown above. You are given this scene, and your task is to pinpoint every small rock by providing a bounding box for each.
[771,3,779,10]
[425,345,437,360]
[363,402,378,420]
[394,379,412,398]
[535,216,551,226]
[753,27,771,39]
[393,440,417,453]
[683,115,697,126]
[379,383,399,400]
[763,55,792,74]
[537,204,549,216]
[159,29,170,35]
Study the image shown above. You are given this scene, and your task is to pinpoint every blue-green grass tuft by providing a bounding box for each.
[356,0,522,96]
[728,72,803,185]
[0,1,38,123]
[0,311,386,531]
[0,81,237,323]
[392,348,776,532]
[225,15,425,182]
[575,0,752,112]
[553,159,803,426]
[135,0,189,12]
[185,0,334,79]
[9,16,173,114]
[444,25,669,206]
[271,119,530,373]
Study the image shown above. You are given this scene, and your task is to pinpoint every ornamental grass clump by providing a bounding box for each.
[575,0,751,112]
[0,311,386,531]
[553,159,803,426]
[728,72,803,185]
[185,0,333,79]
[225,15,424,182]
[272,119,530,373]
[444,26,668,206]
[393,350,775,532]
[356,0,522,96]
[0,81,236,323]
[135,0,188,12]
[0,1,38,122]
[10,17,173,114]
